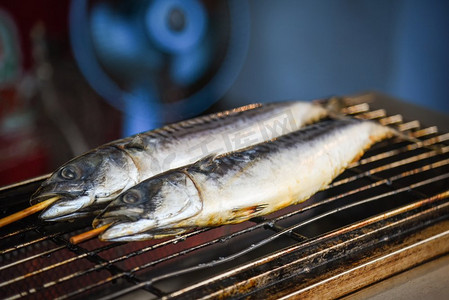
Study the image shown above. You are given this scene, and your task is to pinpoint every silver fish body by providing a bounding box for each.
[96,118,393,242]
[32,101,328,220]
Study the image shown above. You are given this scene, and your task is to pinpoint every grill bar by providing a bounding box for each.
[379,114,403,125]
[0,225,39,241]
[341,103,370,114]
[0,245,65,272]
[331,147,448,188]
[349,132,449,168]
[4,237,160,300]
[398,120,420,131]
[355,108,386,119]
[1,232,63,255]
[1,97,448,299]
[0,243,119,287]
[413,126,439,137]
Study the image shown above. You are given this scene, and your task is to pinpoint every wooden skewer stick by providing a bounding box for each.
[0,196,60,228]
[70,224,111,244]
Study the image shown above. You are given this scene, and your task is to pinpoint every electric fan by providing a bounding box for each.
[69,0,250,136]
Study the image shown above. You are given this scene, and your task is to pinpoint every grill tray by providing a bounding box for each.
[1,94,449,299]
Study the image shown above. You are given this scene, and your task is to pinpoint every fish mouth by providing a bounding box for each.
[92,205,145,228]
[99,221,189,242]
[38,194,93,221]
[30,182,86,205]
[96,211,193,241]
[31,191,59,206]
[100,227,189,242]
[99,219,158,241]
[92,214,135,228]
[41,203,108,221]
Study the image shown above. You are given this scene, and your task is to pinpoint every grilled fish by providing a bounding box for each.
[94,118,393,242]
[32,101,329,221]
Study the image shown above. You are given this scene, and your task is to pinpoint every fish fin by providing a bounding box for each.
[124,135,146,151]
[202,153,219,162]
[314,96,346,115]
[191,153,219,172]
[230,204,268,222]
[105,228,192,241]
[151,228,191,239]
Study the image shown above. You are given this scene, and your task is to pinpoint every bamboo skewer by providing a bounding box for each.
[70,224,111,244]
[0,196,60,228]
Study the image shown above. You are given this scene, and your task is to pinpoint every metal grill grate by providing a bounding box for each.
[1,97,449,299]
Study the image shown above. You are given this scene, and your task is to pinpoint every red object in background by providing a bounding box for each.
[0,133,48,186]
[1,0,70,70]
[0,1,70,186]
[0,88,49,186]
[0,1,123,186]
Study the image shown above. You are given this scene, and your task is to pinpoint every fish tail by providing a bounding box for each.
[230,204,268,222]
[311,96,347,116]
[321,97,444,154]
[388,126,445,153]
[323,96,347,114]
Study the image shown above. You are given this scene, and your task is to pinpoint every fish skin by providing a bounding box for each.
[97,118,393,242]
[32,101,328,220]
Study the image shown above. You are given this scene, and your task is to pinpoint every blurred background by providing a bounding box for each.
[0,0,448,186]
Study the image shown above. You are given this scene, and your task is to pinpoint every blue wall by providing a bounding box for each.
[227,0,449,113]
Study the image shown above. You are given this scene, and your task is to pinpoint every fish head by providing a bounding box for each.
[31,147,139,220]
[94,171,202,241]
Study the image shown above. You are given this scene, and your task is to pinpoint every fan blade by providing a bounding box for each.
[170,37,211,86]
[90,1,163,81]
[123,85,161,136]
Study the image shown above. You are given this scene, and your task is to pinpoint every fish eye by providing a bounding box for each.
[59,166,79,180]
[122,190,141,204]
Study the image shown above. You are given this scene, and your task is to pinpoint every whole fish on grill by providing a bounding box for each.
[31,101,330,221]
[94,118,393,242]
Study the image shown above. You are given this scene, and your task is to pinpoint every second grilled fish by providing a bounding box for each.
[95,118,393,242]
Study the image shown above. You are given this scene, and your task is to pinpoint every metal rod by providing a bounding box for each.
[349,133,449,168]
[55,273,125,300]
[47,225,269,300]
[332,146,449,188]
[0,245,65,272]
[0,233,61,255]
[379,114,403,126]
[341,103,370,114]
[0,242,119,287]
[0,173,50,193]
[413,126,438,138]
[9,229,210,298]
[355,109,386,120]
[251,216,308,241]
[398,120,420,132]
[0,225,39,241]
